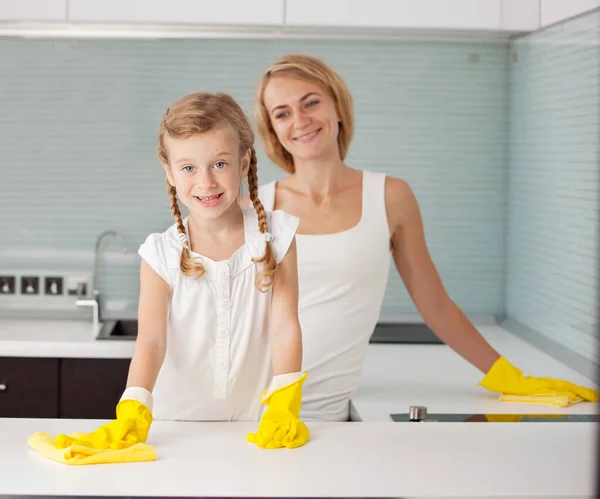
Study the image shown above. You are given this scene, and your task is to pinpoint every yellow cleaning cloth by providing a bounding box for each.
[498,393,584,408]
[28,432,157,465]
[479,356,598,409]
[484,414,566,422]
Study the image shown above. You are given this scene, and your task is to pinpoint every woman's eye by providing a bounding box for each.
[275,111,288,119]
[306,100,319,108]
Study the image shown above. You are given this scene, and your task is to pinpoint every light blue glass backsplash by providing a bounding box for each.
[506,10,600,361]
[0,36,509,319]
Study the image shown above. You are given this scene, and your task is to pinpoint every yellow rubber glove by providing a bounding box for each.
[55,389,153,451]
[478,356,599,405]
[247,371,310,449]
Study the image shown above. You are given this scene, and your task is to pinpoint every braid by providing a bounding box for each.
[247,149,268,233]
[248,148,277,292]
[167,181,186,234]
[166,180,205,279]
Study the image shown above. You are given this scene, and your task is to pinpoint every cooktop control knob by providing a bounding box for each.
[409,405,428,422]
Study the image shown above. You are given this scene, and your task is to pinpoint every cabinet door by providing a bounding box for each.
[0,357,59,418]
[0,0,67,21]
[285,0,502,30]
[68,0,284,26]
[60,358,131,419]
[541,0,600,27]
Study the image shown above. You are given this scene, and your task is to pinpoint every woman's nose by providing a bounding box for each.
[294,112,311,130]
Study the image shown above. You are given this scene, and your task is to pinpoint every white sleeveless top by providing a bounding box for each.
[137,206,299,421]
[258,170,392,421]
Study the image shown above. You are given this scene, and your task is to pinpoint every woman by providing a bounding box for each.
[245,54,598,422]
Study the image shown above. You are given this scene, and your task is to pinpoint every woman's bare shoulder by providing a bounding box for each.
[384,175,420,227]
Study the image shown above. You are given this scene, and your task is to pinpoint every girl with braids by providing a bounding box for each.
[52,92,310,453]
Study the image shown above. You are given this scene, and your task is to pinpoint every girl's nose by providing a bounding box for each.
[197,169,217,189]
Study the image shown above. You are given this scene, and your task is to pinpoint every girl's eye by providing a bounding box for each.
[183,166,195,173]
[214,162,227,169]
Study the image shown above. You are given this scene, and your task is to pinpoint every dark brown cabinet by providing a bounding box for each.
[60,358,130,419]
[0,357,60,418]
[0,356,130,419]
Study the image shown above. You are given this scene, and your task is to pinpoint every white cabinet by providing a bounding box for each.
[540,0,600,27]
[0,0,66,21]
[7,0,590,35]
[285,0,503,30]
[501,0,540,31]
[68,0,284,26]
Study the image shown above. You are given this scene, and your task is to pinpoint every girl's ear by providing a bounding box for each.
[163,163,176,186]
[241,149,251,179]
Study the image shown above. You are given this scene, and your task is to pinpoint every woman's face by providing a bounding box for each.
[262,74,341,163]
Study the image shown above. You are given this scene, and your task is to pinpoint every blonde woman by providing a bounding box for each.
[247,54,598,422]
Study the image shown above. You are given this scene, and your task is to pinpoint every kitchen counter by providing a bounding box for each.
[0,319,135,358]
[0,417,597,498]
[1,322,599,497]
[352,325,600,421]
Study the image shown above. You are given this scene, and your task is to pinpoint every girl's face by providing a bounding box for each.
[163,127,249,221]
[262,75,341,164]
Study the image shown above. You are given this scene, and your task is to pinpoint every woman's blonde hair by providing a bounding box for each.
[158,92,277,292]
[255,54,354,173]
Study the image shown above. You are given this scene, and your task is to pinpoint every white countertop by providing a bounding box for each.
[0,417,596,498]
[0,319,135,358]
[352,325,600,421]
[1,322,598,497]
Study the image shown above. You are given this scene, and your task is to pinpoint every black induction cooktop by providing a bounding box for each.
[391,412,600,422]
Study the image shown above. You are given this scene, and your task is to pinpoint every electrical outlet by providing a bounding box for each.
[44,276,63,296]
[66,276,88,297]
[0,276,16,295]
[21,276,40,295]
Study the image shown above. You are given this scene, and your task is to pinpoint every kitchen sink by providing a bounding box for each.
[96,319,138,340]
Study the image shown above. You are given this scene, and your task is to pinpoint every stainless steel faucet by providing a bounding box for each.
[76,230,128,333]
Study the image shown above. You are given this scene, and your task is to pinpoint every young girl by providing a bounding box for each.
[53,92,310,452]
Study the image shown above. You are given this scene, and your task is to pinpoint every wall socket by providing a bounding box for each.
[21,276,40,295]
[44,276,64,296]
[66,276,89,297]
[0,276,16,294]
[0,273,91,298]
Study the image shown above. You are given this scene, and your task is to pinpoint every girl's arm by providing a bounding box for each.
[268,237,303,375]
[53,260,169,450]
[126,259,170,391]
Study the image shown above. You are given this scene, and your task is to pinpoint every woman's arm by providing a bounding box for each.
[386,176,500,374]
[268,237,303,375]
[126,259,170,390]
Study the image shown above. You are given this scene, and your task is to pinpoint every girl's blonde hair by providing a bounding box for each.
[255,54,354,173]
[158,92,277,292]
